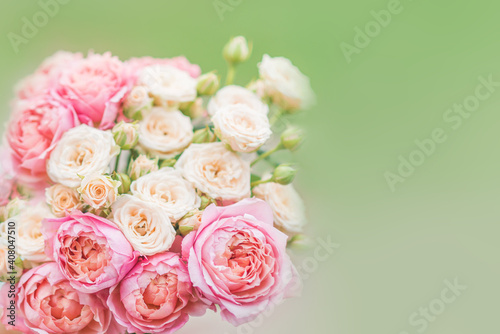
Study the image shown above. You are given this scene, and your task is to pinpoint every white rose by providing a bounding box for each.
[253,182,307,235]
[138,65,197,106]
[0,202,53,263]
[175,142,251,203]
[77,173,121,209]
[111,195,176,256]
[46,184,83,217]
[207,85,268,116]
[131,168,200,222]
[138,108,194,158]
[258,54,315,111]
[212,104,272,153]
[123,86,154,119]
[47,125,120,188]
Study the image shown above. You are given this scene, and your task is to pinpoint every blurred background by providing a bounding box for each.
[0,0,499,333]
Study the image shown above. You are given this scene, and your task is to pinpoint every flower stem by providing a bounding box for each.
[251,177,273,188]
[114,151,122,172]
[225,64,236,85]
[251,144,282,167]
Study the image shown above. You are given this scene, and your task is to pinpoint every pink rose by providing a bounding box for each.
[108,252,209,334]
[42,212,139,293]
[126,56,201,82]
[0,282,31,333]
[3,262,124,334]
[56,52,129,129]
[182,198,300,326]
[0,147,17,206]
[15,51,82,101]
[6,93,79,187]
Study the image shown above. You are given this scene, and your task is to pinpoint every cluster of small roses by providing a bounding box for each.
[0,36,315,334]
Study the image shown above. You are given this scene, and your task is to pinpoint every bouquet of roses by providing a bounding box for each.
[0,36,315,334]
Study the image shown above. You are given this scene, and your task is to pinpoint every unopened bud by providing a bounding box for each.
[288,234,314,250]
[223,36,251,64]
[199,195,215,210]
[179,98,205,119]
[112,172,131,194]
[272,164,296,185]
[160,159,177,169]
[178,210,203,236]
[281,127,304,152]
[197,72,220,96]
[192,127,216,144]
[128,155,159,181]
[112,121,139,150]
[123,86,154,120]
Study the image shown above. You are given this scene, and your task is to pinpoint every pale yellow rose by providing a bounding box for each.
[77,173,121,209]
[45,184,83,217]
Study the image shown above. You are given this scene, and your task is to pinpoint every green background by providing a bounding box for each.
[0,0,499,333]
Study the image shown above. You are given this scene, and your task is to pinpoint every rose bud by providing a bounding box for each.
[112,172,131,194]
[178,210,203,236]
[128,154,159,180]
[281,126,305,152]
[112,121,139,150]
[192,126,217,144]
[180,97,205,119]
[197,72,220,96]
[123,86,153,120]
[223,36,252,64]
[272,164,297,185]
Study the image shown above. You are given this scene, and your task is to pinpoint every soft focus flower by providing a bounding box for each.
[14,51,83,101]
[56,52,128,129]
[182,198,299,325]
[14,262,121,334]
[223,36,251,64]
[122,86,154,120]
[126,56,201,81]
[111,194,176,256]
[107,252,208,334]
[6,94,79,187]
[207,85,268,116]
[128,154,159,180]
[258,54,315,111]
[175,142,251,204]
[0,147,16,206]
[112,121,139,150]
[46,184,83,217]
[137,65,197,106]
[197,72,220,96]
[179,97,205,119]
[47,125,120,188]
[131,168,200,222]
[138,108,194,159]
[0,201,53,264]
[272,164,297,185]
[77,173,121,209]
[253,182,307,235]
[178,210,203,236]
[0,244,8,280]
[192,126,216,144]
[212,104,272,153]
[42,212,138,293]
[280,126,305,151]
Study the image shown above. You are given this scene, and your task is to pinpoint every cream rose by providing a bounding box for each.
[253,182,307,235]
[207,85,269,116]
[111,195,176,256]
[46,184,83,217]
[77,173,121,209]
[138,108,194,158]
[212,104,272,153]
[138,65,197,106]
[175,142,251,203]
[131,168,200,222]
[0,244,8,279]
[1,202,53,263]
[258,54,315,111]
[47,125,120,188]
